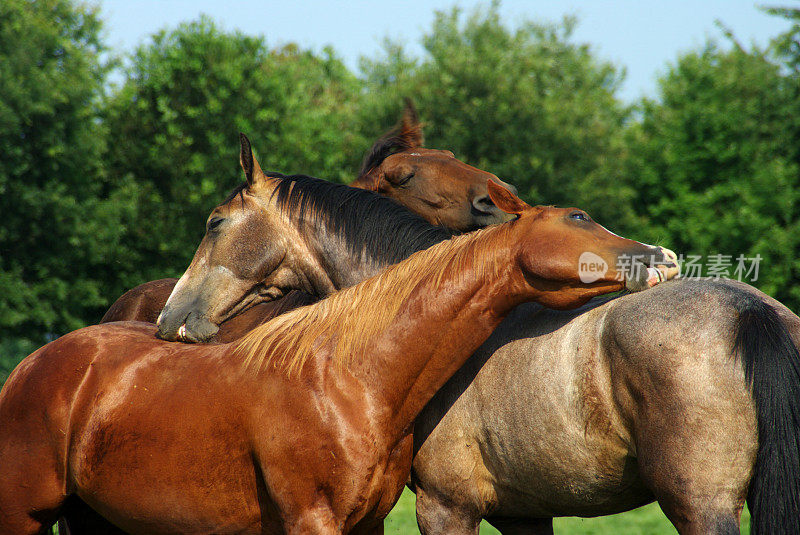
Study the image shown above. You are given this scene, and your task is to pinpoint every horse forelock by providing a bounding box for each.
[357,133,414,180]
[220,183,248,208]
[234,224,509,377]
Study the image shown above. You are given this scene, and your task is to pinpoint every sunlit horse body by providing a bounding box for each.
[101,101,513,332]
[0,181,666,534]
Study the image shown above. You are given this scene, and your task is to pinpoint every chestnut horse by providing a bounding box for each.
[0,184,668,534]
[101,101,514,329]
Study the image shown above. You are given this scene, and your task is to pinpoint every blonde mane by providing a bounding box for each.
[234,223,512,376]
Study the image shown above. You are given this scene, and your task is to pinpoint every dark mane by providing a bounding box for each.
[357,132,414,179]
[267,172,453,266]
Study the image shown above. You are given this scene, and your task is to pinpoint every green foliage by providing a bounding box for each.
[621,33,800,306]
[0,0,134,341]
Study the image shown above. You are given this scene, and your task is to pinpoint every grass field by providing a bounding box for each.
[385,489,752,534]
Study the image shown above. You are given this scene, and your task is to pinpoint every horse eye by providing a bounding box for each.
[207,217,225,232]
[569,211,589,222]
[397,171,415,184]
[387,169,415,185]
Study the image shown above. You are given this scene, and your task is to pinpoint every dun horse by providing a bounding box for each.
[0,183,667,534]
[411,278,800,535]
[101,101,513,330]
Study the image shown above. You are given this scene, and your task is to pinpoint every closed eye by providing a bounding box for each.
[396,171,415,185]
[207,217,225,232]
[386,167,416,186]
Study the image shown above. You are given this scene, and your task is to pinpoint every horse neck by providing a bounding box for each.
[344,224,533,440]
[305,225,384,290]
[298,193,450,291]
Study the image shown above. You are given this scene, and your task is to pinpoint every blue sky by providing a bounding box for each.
[98,1,792,102]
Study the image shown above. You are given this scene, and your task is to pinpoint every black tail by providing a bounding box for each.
[734,297,800,534]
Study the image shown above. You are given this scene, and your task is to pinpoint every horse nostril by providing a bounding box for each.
[472,195,495,213]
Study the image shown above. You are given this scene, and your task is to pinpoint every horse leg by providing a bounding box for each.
[283,509,341,535]
[58,495,127,534]
[351,520,384,535]
[0,456,64,535]
[637,456,744,534]
[415,487,480,535]
[486,517,554,535]
[630,390,754,534]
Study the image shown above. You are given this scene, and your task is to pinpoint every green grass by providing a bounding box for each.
[385,489,752,534]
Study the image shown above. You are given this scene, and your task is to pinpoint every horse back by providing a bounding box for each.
[100,278,177,323]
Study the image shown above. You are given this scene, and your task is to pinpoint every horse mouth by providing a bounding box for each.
[167,287,283,343]
[626,248,680,292]
[649,248,680,284]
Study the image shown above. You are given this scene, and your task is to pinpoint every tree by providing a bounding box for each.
[0,0,131,347]
[621,35,800,309]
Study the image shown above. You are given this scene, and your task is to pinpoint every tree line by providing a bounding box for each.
[1,0,799,381]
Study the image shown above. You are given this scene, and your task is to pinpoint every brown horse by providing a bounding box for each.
[0,183,670,534]
[55,138,503,534]
[101,101,514,328]
[349,99,513,232]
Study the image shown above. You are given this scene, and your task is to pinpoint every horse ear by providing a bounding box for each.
[487,180,530,216]
[399,98,424,148]
[239,133,266,187]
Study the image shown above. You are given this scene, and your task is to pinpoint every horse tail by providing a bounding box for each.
[733,296,800,534]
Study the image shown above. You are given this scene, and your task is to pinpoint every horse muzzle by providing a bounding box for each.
[625,247,680,292]
[157,304,220,343]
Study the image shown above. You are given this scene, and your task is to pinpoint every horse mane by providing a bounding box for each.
[263,171,452,266]
[234,223,511,376]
